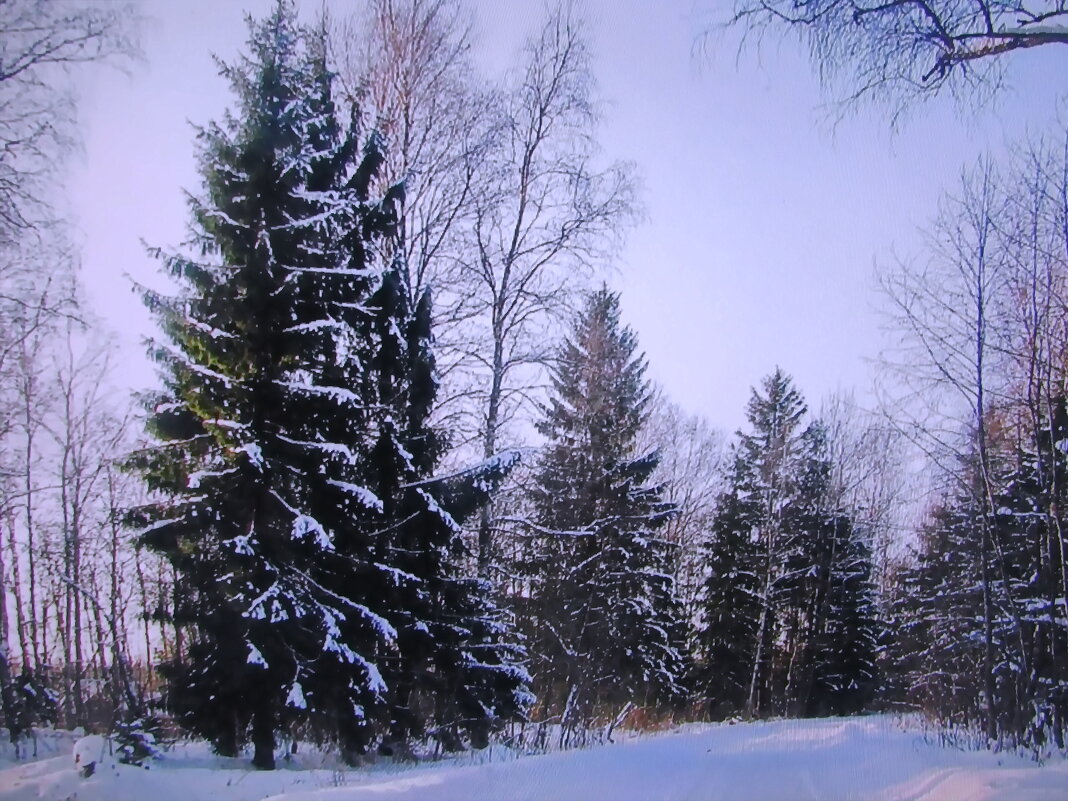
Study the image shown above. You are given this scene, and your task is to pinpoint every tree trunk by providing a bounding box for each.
[215,718,239,758]
[980,518,997,743]
[4,509,30,672]
[250,702,276,770]
[477,330,505,575]
[22,403,40,674]
[134,549,152,669]
[745,581,771,719]
[0,536,23,750]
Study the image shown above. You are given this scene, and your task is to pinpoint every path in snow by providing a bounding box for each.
[1,716,1066,801]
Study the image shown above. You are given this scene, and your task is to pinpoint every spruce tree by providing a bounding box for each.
[355,268,532,756]
[126,2,529,766]
[522,288,685,731]
[696,370,878,719]
[806,514,879,716]
[126,4,404,767]
[692,473,761,717]
[778,424,879,717]
[773,422,836,716]
[990,405,1068,747]
[888,500,987,726]
[886,426,1066,748]
[698,369,808,717]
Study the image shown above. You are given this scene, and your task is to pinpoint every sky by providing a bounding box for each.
[68,0,1068,434]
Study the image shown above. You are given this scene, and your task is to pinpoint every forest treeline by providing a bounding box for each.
[1,0,1067,770]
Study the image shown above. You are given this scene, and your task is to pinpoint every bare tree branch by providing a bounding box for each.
[716,0,1068,121]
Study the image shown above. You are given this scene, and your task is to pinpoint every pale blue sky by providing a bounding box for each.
[69,0,1067,432]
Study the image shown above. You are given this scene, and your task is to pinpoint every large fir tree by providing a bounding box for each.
[696,370,878,719]
[521,288,685,733]
[357,268,532,756]
[888,498,987,726]
[693,476,762,717]
[128,2,528,767]
[805,513,880,716]
[698,369,809,717]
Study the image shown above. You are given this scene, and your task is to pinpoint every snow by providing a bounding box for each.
[187,467,238,489]
[1002,25,1068,37]
[350,604,398,645]
[188,318,236,339]
[282,266,376,277]
[240,442,265,468]
[286,682,307,710]
[326,480,384,511]
[156,342,235,386]
[276,434,358,465]
[374,563,419,588]
[135,516,183,537]
[204,207,249,230]
[228,533,255,556]
[246,582,290,623]
[291,514,332,549]
[1,716,1066,801]
[274,380,361,404]
[71,735,108,776]
[284,319,341,334]
[417,489,461,533]
[247,643,267,667]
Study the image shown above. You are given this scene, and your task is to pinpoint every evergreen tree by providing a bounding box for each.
[807,514,879,716]
[698,368,808,717]
[696,370,878,719]
[989,405,1068,748]
[127,5,401,767]
[885,410,1068,751]
[888,500,987,727]
[356,269,532,756]
[692,475,761,717]
[126,3,529,766]
[773,422,837,716]
[778,424,879,717]
[522,288,685,732]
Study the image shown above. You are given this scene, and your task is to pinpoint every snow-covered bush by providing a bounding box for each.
[73,734,108,777]
[112,716,164,766]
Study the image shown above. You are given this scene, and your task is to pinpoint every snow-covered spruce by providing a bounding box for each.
[887,399,1068,751]
[694,369,879,719]
[126,1,527,769]
[518,287,686,735]
[347,264,532,756]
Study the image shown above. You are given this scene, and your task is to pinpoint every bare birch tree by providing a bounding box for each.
[0,0,138,239]
[718,1,1068,120]
[879,158,1028,741]
[0,1,139,723]
[639,395,727,624]
[332,0,502,437]
[467,5,638,571]
[818,390,913,590]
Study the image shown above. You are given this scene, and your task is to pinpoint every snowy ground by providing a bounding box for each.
[0,716,1066,801]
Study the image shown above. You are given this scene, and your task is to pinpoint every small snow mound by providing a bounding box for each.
[73,734,108,777]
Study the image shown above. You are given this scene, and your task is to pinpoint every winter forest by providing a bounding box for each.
[2,0,1068,798]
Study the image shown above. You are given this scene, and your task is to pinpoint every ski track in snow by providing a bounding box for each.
[1,717,1066,801]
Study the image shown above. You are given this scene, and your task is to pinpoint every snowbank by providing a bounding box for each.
[0,716,1065,801]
